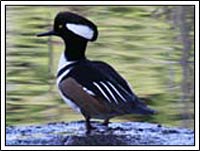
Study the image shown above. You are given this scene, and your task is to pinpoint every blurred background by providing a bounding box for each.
[6,6,194,129]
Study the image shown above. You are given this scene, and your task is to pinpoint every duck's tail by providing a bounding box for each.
[130,98,156,115]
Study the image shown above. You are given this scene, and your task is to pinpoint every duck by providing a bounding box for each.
[37,11,155,134]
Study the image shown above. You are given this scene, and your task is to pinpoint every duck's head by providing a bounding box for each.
[37,11,98,42]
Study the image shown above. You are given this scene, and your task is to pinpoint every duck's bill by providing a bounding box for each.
[36,30,57,37]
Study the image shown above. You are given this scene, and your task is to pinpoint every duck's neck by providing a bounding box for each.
[63,38,87,61]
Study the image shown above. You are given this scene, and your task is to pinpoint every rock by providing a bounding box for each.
[6,121,194,145]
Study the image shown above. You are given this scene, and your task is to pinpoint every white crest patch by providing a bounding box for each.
[66,23,94,40]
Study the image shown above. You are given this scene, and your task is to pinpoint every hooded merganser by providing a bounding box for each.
[37,12,155,134]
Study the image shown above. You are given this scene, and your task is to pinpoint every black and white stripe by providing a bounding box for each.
[56,58,134,107]
[100,81,119,104]
[57,65,74,86]
[92,81,129,104]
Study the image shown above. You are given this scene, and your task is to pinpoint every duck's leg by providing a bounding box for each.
[85,116,95,134]
[85,116,91,132]
[102,118,110,126]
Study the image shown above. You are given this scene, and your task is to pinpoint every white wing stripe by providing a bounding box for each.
[93,82,112,103]
[107,81,127,103]
[100,81,119,104]
[83,87,95,96]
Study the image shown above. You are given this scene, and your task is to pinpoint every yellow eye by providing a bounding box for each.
[58,25,63,29]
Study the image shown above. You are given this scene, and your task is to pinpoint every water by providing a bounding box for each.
[6,6,194,129]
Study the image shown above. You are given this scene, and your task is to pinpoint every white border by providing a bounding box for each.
[1,1,199,150]
[194,2,199,150]
[1,1,6,150]
[1,1,199,5]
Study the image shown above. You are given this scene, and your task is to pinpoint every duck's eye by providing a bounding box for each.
[58,25,63,29]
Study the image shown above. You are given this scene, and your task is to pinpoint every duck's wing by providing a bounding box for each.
[91,61,134,95]
[58,60,155,115]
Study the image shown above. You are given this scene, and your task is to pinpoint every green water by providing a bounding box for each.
[6,6,194,129]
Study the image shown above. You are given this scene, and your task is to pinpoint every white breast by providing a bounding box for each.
[57,52,75,72]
